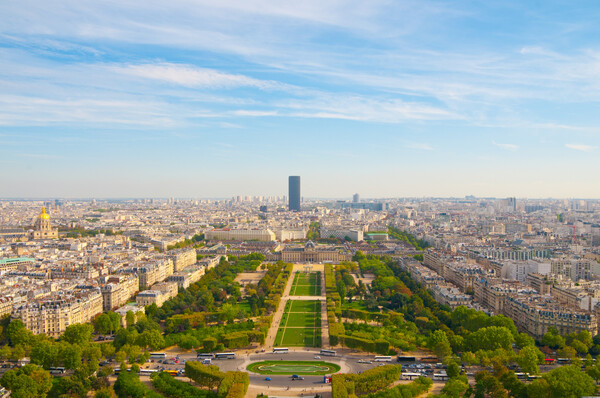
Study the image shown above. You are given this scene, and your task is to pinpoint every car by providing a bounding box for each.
[265,377,271,381]
[314,355,321,359]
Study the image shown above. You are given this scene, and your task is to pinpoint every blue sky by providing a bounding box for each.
[1,1,600,198]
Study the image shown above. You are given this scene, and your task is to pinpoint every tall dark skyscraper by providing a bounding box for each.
[288,176,301,211]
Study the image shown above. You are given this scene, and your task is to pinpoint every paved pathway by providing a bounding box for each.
[264,266,296,349]
[320,268,330,348]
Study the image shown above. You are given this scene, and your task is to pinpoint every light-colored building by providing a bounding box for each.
[136,282,178,307]
[504,294,597,338]
[101,274,139,311]
[12,289,103,337]
[169,248,197,272]
[551,257,592,281]
[320,228,363,242]
[30,206,58,239]
[0,297,13,318]
[205,228,276,242]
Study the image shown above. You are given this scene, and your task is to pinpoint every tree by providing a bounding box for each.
[557,346,577,360]
[60,343,83,370]
[429,330,452,360]
[474,371,507,398]
[30,340,59,369]
[6,319,33,347]
[514,333,535,348]
[0,364,52,398]
[466,326,514,352]
[441,378,469,398]
[95,387,116,398]
[569,340,588,355]
[541,327,565,349]
[126,311,136,327]
[62,323,94,346]
[543,365,597,398]
[516,345,544,375]
[446,361,461,379]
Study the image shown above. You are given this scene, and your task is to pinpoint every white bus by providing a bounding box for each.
[196,353,214,359]
[139,369,159,376]
[320,349,336,357]
[150,352,167,359]
[374,356,393,362]
[214,352,237,359]
[273,348,289,354]
[49,367,66,374]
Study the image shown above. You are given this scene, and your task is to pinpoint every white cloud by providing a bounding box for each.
[565,144,597,152]
[492,141,519,151]
[113,63,285,90]
[405,142,434,151]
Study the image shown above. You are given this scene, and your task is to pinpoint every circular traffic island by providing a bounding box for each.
[247,361,340,375]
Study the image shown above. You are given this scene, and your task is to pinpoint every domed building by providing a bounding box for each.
[30,206,58,239]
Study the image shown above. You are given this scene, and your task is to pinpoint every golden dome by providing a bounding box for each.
[39,206,50,220]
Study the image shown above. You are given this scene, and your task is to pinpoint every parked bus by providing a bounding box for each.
[139,369,159,376]
[557,358,570,364]
[421,356,438,363]
[527,375,541,381]
[544,358,555,364]
[374,356,393,362]
[401,372,422,380]
[433,373,449,381]
[196,353,214,359]
[165,370,179,376]
[515,373,528,380]
[214,352,237,359]
[273,348,289,354]
[320,349,336,357]
[150,352,167,359]
[49,367,66,374]
[397,356,416,362]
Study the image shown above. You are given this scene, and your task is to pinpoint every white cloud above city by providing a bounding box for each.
[1,1,600,197]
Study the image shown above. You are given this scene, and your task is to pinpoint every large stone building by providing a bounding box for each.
[12,289,103,337]
[168,248,197,272]
[205,228,276,242]
[30,206,58,239]
[276,241,351,263]
[101,274,140,311]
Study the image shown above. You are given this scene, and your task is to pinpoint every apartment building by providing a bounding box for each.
[12,289,103,337]
[205,228,276,242]
[431,284,472,309]
[136,282,178,307]
[101,274,139,311]
[551,257,593,281]
[0,297,13,317]
[168,248,197,272]
[51,266,100,280]
[119,258,174,289]
[504,293,597,338]
[319,227,364,242]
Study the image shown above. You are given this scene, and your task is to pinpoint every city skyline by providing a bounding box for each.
[2,1,600,198]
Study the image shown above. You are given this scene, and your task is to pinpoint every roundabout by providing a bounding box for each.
[247,360,341,375]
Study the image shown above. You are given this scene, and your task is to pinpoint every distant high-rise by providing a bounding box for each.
[353,193,360,203]
[288,176,301,211]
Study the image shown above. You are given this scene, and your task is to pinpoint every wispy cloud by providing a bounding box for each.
[492,141,519,151]
[405,142,434,151]
[565,144,597,152]
[113,63,288,90]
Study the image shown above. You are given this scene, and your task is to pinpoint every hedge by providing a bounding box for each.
[363,377,432,398]
[332,365,403,398]
[185,361,249,398]
[152,371,217,398]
